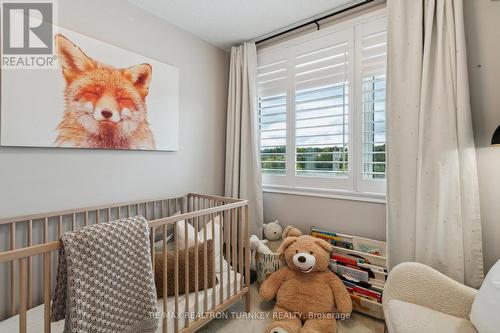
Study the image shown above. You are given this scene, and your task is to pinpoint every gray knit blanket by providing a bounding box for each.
[51,216,159,333]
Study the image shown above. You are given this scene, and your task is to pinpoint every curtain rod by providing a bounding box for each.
[255,0,376,45]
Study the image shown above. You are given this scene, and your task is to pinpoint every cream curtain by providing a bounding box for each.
[386,0,484,287]
[224,42,264,236]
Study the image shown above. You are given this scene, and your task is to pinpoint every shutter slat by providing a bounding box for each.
[295,65,347,84]
[296,43,348,65]
[296,74,348,92]
[257,60,286,75]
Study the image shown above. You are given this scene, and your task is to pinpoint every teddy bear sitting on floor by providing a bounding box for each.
[259,235,352,333]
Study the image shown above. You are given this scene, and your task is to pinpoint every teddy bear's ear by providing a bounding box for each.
[313,237,334,253]
[277,236,298,254]
[282,225,303,239]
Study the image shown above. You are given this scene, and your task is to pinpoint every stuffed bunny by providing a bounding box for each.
[250,234,273,255]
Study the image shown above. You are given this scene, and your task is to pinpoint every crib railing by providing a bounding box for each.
[0,193,250,333]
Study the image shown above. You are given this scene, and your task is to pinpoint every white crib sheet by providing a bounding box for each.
[0,270,242,333]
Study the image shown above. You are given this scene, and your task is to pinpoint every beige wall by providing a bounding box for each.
[265,0,500,274]
[464,0,500,273]
[264,193,387,241]
[0,0,229,219]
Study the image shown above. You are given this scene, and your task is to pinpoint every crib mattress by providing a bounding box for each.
[0,270,242,333]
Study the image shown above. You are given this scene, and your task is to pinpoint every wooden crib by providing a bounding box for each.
[0,193,250,333]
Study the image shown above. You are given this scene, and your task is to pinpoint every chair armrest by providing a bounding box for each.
[383,262,477,319]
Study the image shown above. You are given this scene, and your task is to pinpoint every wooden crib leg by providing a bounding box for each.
[245,290,251,313]
[244,205,251,313]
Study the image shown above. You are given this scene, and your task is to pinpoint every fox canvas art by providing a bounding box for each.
[55,34,155,150]
[1,27,179,151]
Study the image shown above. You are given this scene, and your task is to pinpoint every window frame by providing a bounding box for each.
[258,8,387,202]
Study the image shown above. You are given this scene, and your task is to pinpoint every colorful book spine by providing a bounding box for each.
[368,282,385,293]
[311,233,335,242]
[358,263,388,282]
[331,253,365,266]
[329,261,369,283]
[352,237,387,257]
[332,240,354,249]
[343,280,382,303]
[311,228,338,238]
[311,232,342,242]
[353,287,382,303]
[311,228,354,250]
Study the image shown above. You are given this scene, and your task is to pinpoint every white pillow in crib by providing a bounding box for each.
[470,259,500,333]
[175,215,229,274]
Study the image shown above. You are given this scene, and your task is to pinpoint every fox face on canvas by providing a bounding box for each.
[54,34,156,150]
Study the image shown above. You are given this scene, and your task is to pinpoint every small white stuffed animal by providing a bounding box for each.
[263,220,283,241]
[249,235,273,255]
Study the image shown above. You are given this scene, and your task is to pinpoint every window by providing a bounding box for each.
[257,11,386,198]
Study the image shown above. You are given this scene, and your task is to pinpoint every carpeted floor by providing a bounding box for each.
[198,283,385,333]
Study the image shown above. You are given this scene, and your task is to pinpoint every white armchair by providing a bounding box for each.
[383,262,478,333]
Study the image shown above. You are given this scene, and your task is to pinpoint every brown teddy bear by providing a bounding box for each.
[259,235,352,333]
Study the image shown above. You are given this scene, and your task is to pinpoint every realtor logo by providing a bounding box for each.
[1,0,57,68]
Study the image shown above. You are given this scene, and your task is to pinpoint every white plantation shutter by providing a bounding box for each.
[356,17,387,193]
[257,11,387,197]
[257,53,287,178]
[295,39,350,179]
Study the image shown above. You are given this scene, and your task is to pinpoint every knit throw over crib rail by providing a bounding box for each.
[51,216,158,333]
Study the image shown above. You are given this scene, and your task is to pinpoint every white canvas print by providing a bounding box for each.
[1,27,179,151]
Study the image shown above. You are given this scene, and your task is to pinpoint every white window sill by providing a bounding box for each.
[262,185,387,204]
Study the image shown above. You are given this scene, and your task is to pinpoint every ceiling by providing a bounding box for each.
[127,0,360,50]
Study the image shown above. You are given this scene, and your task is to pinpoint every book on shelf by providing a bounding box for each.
[332,246,387,267]
[329,260,370,283]
[343,280,383,303]
[352,237,387,257]
[311,228,338,238]
[311,228,354,250]
[332,240,354,249]
[358,262,388,282]
[330,259,386,284]
[368,281,385,293]
[332,253,365,266]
